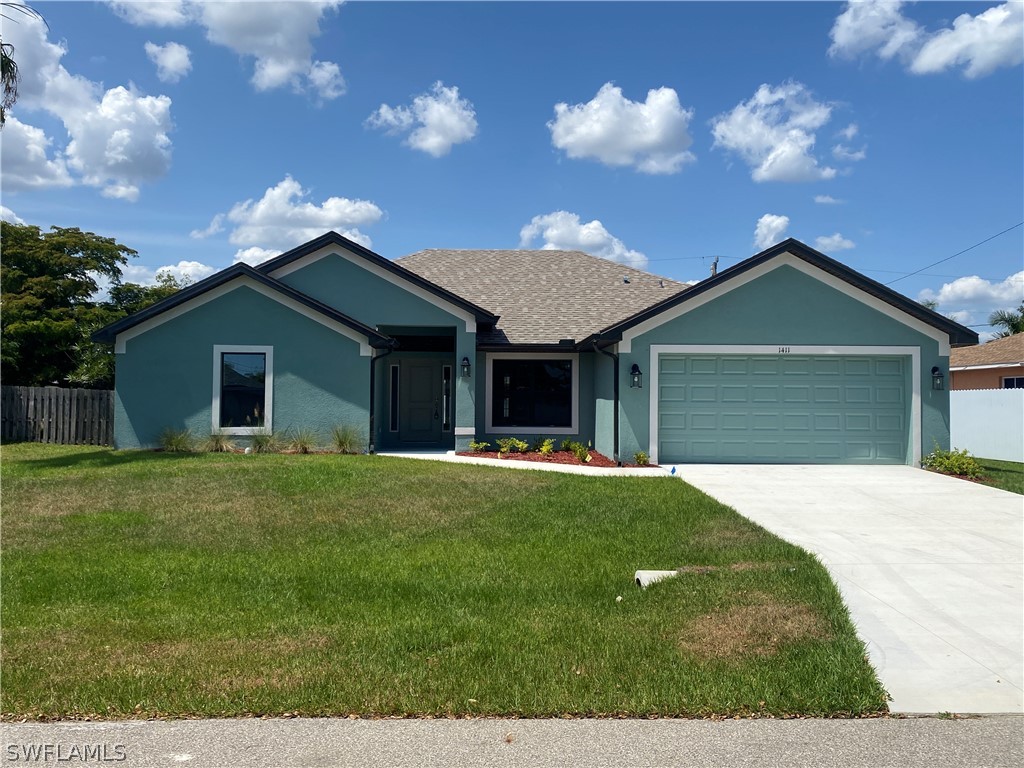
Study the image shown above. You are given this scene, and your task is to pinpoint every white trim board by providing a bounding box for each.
[484,352,580,435]
[212,345,274,435]
[114,276,374,356]
[950,362,1024,371]
[647,345,922,467]
[619,253,951,356]
[267,245,478,334]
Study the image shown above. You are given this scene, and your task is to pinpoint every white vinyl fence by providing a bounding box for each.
[950,388,1024,463]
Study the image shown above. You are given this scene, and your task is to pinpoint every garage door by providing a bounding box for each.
[657,354,909,464]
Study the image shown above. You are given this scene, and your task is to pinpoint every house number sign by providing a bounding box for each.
[778,347,792,354]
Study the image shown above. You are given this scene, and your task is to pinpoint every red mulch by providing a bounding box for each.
[456,449,656,469]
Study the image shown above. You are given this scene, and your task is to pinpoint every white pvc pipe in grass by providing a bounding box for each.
[635,570,678,589]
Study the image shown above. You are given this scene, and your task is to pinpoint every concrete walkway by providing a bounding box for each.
[377,450,666,477]
[670,465,1024,714]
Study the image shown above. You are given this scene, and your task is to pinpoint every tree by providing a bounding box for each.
[989,302,1024,338]
[1,222,137,386]
[1,3,43,126]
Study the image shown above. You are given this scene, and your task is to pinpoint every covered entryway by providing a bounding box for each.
[655,350,913,464]
[379,328,457,451]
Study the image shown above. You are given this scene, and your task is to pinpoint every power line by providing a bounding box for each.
[863,268,1022,281]
[884,222,1024,286]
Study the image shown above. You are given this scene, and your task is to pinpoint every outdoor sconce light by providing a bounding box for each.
[461,357,472,378]
[630,363,643,389]
[931,366,944,391]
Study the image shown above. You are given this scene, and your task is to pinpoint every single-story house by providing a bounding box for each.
[95,233,977,465]
[950,333,1023,390]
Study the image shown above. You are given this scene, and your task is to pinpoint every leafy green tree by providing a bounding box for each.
[1,222,136,385]
[989,302,1024,338]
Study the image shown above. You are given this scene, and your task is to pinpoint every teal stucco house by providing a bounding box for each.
[95,233,977,465]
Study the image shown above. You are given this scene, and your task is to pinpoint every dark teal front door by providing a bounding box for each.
[399,359,443,444]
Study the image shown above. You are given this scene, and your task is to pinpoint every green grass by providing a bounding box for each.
[0,443,887,719]
[977,458,1024,495]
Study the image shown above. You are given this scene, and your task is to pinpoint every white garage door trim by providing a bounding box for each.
[649,345,921,466]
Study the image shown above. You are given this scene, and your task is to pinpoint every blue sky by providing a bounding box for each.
[3,1,1022,337]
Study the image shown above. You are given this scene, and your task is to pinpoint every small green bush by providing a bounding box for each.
[496,437,529,455]
[250,433,281,453]
[633,450,649,466]
[538,438,555,456]
[560,439,573,452]
[468,440,490,453]
[159,428,195,453]
[922,445,984,479]
[331,424,363,454]
[287,428,319,454]
[203,433,235,453]
[567,441,590,463]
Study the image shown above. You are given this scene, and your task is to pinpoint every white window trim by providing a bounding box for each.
[619,254,951,356]
[647,345,921,467]
[485,352,579,435]
[212,345,274,435]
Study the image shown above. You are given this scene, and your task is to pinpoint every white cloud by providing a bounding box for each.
[918,272,1024,332]
[814,194,843,204]
[121,259,216,286]
[832,143,867,162]
[3,9,173,200]
[366,81,477,157]
[0,116,74,190]
[197,176,383,252]
[145,41,192,83]
[232,247,283,267]
[190,213,225,239]
[753,214,790,250]
[829,1,1023,79]
[711,82,837,183]
[111,1,346,100]
[519,211,648,269]
[838,123,859,141]
[547,83,695,174]
[1,205,25,224]
[815,233,855,252]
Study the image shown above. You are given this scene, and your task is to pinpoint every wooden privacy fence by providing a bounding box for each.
[1,386,114,446]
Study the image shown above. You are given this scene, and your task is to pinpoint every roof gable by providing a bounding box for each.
[593,239,978,350]
[92,263,392,353]
[396,248,688,346]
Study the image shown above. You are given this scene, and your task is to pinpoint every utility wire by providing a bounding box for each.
[884,222,1023,285]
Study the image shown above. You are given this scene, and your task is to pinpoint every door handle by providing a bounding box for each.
[434,400,439,420]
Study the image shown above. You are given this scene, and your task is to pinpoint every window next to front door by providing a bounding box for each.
[213,345,273,434]
[486,353,579,434]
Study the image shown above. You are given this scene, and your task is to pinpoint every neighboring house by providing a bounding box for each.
[95,234,977,465]
[949,334,1024,390]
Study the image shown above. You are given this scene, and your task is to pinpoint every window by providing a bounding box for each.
[213,345,273,434]
[389,365,400,432]
[486,354,578,434]
[1003,376,1024,389]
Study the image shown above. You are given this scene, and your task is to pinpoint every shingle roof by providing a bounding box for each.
[950,333,1024,368]
[395,249,689,345]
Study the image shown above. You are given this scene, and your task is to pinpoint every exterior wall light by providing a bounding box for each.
[461,357,472,378]
[931,366,945,390]
[630,363,643,389]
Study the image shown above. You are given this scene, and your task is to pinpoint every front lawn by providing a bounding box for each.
[0,444,886,719]
[978,458,1024,495]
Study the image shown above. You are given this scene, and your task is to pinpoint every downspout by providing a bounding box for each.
[367,340,398,454]
[592,340,620,466]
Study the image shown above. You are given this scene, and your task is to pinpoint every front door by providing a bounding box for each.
[399,359,443,444]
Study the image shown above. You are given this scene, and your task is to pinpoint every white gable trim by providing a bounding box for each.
[267,245,478,334]
[648,344,922,467]
[114,276,374,356]
[619,253,950,356]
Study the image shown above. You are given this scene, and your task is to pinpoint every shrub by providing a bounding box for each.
[287,428,319,454]
[538,438,555,456]
[331,424,364,454]
[496,437,529,455]
[560,439,573,452]
[633,450,649,466]
[922,445,984,479]
[203,433,235,453]
[250,433,281,453]
[567,440,590,463]
[468,440,490,453]
[159,428,195,453]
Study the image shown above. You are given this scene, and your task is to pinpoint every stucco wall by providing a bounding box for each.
[616,263,951,465]
[952,366,1023,390]
[114,285,370,449]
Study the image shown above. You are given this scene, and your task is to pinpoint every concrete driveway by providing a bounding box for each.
[671,464,1023,714]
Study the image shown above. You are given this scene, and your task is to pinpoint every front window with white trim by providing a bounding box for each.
[486,353,578,434]
[213,345,273,434]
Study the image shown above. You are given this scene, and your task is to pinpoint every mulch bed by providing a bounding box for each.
[456,449,657,469]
